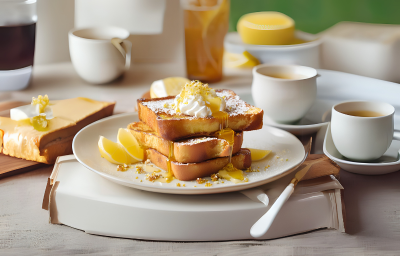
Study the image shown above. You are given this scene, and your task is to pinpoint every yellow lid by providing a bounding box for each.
[237,12,295,45]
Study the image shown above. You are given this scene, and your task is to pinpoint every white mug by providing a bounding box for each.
[252,64,317,124]
[331,101,394,161]
[69,26,132,84]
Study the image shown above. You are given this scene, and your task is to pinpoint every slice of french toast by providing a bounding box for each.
[128,121,243,163]
[146,148,251,181]
[129,121,244,163]
[137,89,263,141]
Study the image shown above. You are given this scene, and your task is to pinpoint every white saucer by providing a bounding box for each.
[72,113,305,194]
[263,113,329,136]
[323,124,400,175]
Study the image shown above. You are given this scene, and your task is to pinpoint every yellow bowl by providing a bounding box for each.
[237,12,295,45]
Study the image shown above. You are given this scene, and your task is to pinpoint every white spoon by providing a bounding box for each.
[250,138,313,238]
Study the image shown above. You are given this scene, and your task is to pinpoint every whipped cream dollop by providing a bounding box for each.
[173,81,226,118]
[10,95,54,121]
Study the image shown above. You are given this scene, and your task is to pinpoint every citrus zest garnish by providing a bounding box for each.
[196,178,206,184]
[31,95,50,113]
[29,95,53,130]
[249,148,271,161]
[98,136,136,165]
[117,164,130,172]
[31,114,48,131]
[174,81,222,114]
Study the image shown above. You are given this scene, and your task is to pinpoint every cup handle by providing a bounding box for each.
[111,38,132,71]
[394,129,400,141]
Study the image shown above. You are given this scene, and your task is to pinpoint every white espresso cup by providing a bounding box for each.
[252,64,317,124]
[331,101,394,161]
[69,26,132,84]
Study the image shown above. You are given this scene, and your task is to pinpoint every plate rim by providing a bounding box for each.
[72,112,306,195]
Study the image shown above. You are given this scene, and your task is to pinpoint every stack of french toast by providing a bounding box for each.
[128,81,264,181]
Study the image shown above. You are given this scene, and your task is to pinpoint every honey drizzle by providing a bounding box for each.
[139,143,174,183]
[142,146,148,161]
[165,141,175,183]
[212,111,234,163]
[212,110,246,183]
[140,145,149,173]
[212,111,228,130]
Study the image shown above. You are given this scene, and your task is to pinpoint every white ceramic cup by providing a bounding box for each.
[331,101,394,161]
[252,64,317,124]
[69,26,132,84]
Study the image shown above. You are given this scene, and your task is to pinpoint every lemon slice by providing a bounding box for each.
[249,148,272,161]
[117,128,144,161]
[150,77,190,98]
[98,136,136,165]
[224,51,260,68]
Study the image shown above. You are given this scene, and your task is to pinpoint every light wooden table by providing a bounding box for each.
[1,62,400,255]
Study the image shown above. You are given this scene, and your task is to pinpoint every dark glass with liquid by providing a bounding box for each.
[0,0,37,91]
[0,23,36,70]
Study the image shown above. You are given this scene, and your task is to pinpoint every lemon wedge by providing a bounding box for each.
[98,136,136,165]
[224,51,260,68]
[249,148,272,161]
[218,169,245,184]
[217,163,246,184]
[117,128,144,161]
[237,12,295,45]
[150,77,190,98]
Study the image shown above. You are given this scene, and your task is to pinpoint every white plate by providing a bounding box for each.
[250,69,400,136]
[323,124,400,175]
[72,113,305,195]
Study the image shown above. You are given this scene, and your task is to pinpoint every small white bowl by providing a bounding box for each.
[224,31,321,68]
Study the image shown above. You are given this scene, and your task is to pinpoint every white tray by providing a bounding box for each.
[43,156,345,241]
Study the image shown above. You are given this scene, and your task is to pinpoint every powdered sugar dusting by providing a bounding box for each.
[217,91,249,116]
[142,99,175,115]
[141,90,250,118]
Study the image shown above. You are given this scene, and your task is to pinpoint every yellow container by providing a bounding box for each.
[237,12,295,45]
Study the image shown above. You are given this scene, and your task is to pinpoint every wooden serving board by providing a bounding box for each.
[0,101,46,179]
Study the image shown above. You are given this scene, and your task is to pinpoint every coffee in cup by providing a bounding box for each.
[252,64,317,124]
[69,26,132,84]
[331,101,394,161]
